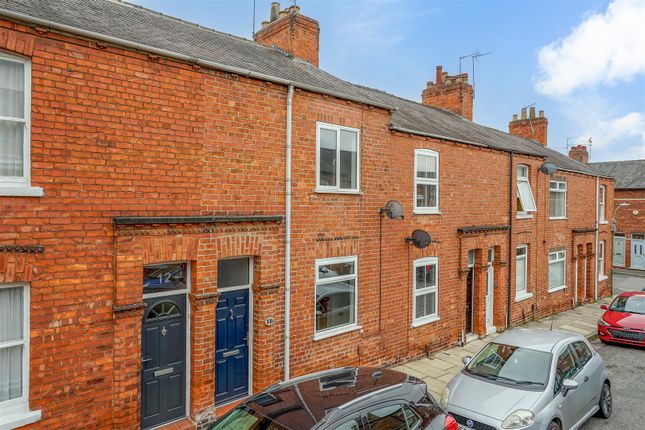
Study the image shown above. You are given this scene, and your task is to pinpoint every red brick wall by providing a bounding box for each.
[508,116,548,146]
[0,18,613,429]
[614,188,645,269]
[255,12,320,66]
[421,73,474,120]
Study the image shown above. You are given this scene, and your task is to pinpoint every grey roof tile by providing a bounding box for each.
[0,0,608,176]
[589,160,645,189]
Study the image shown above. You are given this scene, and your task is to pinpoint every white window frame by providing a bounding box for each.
[315,122,360,194]
[516,165,536,217]
[548,250,567,292]
[412,257,439,327]
[413,149,440,214]
[598,240,607,280]
[314,256,360,340]
[0,52,42,197]
[549,178,567,219]
[599,185,607,223]
[0,283,41,428]
[515,244,532,301]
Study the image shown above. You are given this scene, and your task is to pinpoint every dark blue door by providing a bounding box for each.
[141,294,186,429]
[215,289,250,404]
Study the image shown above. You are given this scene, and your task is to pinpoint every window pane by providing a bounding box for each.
[218,258,250,288]
[0,345,22,402]
[333,420,359,430]
[319,261,355,279]
[0,286,23,343]
[416,154,437,179]
[549,260,565,289]
[555,349,577,393]
[416,183,437,208]
[0,59,25,118]
[550,191,565,217]
[339,130,357,189]
[0,120,24,177]
[517,181,536,211]
[143,263,187,295]
[517,165,528,178]
[316,279,355,332]
[516,257,526,293]
[367,404,407,430]
[415,264,436,289]
[319,128,337,187]
[415,291,436,319]
[403,405,421,429]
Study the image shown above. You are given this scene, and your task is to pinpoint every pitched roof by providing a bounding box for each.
[589,160,645,189]
[0,0,606,177]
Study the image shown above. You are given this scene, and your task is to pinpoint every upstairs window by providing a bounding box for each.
[517,165,536,215]
[414,149,439,213]
[599,185,606,222]
[549,177,567,219]
[316,123,359,192]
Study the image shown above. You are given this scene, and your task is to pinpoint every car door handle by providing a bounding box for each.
[584,376,589,382]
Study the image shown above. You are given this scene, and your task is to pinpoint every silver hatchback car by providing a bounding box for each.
[441,329,612,430]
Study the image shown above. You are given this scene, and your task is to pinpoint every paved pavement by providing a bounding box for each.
[393,296,613,399]
[580,340,645,429]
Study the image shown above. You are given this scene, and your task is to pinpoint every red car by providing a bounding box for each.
[598,291,645,347]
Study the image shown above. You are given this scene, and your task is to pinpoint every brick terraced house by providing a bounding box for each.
[0,1,614,429]
[588,159,645,271]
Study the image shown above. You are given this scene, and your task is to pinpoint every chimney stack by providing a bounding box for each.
[255,2,320,66]
[508,107,548,146]
[569,145,589,164]
[421,65,474,120]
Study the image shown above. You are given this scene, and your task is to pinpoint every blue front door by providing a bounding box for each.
[215,289,250,404]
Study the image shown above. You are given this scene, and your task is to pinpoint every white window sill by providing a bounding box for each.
[599,275,609,281]
[599,220,608,225]
[413,209,441,215]
[0,406,41,429]
[0,186,44,197]
[516,213,534,219]
[412,316,440,328]
[548,285,567,293]
[314,324,361,341]
[315,188,362,195]
[515,292,534,302]
[549,217,567,221]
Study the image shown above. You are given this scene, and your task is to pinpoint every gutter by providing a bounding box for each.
[0,9,394,111]
[284,85,294,381]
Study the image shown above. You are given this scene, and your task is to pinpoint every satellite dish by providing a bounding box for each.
[382,200,404,219]
[539,162,557,175]
[407,230,431,249]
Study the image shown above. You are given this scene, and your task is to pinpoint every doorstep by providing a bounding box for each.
[154,417,196,430]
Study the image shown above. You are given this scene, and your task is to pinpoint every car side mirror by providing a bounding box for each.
[461,356,471,366]
[600,304,608,310]
[562,379,578,397]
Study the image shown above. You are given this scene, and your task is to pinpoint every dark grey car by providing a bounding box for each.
[209,367,458,430]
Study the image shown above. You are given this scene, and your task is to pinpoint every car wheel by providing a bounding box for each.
[547,420,561,430]
[596,382,612,418]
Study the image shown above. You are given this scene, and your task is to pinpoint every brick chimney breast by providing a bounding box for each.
[569,145,589,164]
[254,2,320,67]
[508,107,548,146]
[421,65,474,120]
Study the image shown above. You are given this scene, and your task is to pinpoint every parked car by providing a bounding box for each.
[442,329,611,430]
[208,367,458,430]
[598,291,645,347]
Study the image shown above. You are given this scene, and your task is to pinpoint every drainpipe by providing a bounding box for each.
[506,152,514,329]
[594,176,599,301]
[574,253,578,306]
[284,85,294,381]
[583,253,587,304]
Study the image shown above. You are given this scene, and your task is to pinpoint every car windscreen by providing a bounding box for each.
[465,342,551,388]
[208,406,289,430]
[610,295,645,314]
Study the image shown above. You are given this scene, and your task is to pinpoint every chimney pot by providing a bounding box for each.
[512,114,518,121]
[539,110,544,118]
[261,20,269,28]
[436,66,443,84]
[529,106,536,119]
[521,108,527,120]
[270,2,280,22]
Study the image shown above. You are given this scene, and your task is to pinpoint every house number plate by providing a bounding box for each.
[153,367,174,377]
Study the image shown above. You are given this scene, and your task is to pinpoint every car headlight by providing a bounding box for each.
[501,410,535,429]
[598,318,611,326]
[440,386,450,408]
